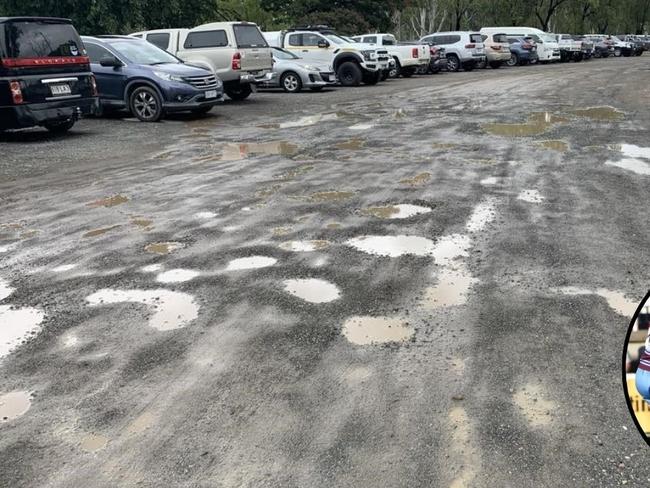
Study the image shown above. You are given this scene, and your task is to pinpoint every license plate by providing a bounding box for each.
[50,83,71,96]
[205,90,217,99]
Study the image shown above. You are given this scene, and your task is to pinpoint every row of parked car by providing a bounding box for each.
[0,16,646,131]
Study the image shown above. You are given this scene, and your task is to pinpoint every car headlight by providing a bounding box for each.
[153,71,184,83]
[361,50,376,61]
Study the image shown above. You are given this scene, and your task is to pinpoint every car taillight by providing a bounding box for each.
[491,45,501,50]
[523,43,532,49]
[9,81,23,104]
[412,47,419,58]
[90,75,98,96]
[232,52,241,70]
[465,43,475,49]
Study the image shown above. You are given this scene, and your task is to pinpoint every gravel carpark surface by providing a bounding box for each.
[1,57,650,487]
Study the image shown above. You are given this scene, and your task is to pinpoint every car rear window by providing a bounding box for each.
[470,34,483,44]
[5,20,84,59]
[233,24,267,48]
[184,30,228,49]
[493,34,508,43]
[146,33,170,51]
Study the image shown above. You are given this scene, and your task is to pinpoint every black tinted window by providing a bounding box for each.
[364,36,377,43]
[470,34,482,43]
[449,35,461,44]
[494,34,508,43]
[288,34,301,46]
[233,24,267,48]
[184,30,228,49]
[85,43,112,63]
[6,21,84,58]
[302,33,324,47]
[147,33,170,50]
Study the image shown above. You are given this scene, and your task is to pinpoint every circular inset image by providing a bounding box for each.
[623,290,650,443]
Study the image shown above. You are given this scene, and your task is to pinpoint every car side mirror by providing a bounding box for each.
[99,55,123,68]
[317,40,330,48]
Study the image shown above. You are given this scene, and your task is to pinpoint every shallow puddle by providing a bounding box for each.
[513,383,556,427]
[517,189,545,203]
[0,305,45,359]
[480,176,500,186]
[400,173,431,186]
[431,234,471,267]
[279,113,338,129]
[336,138,365,150]
[156,269,200,284]
[309,191,355,202]
[194,212,218,219]
[606,144,650,175]
[80,434,109,452]
[279,240,330,252]
[482,112,568,137]
[87,195,129,208]
[422,266,478,309]
[219,141,298,161]
[283,278,341,303]
[225,256,277,271]
[52,264,77,273]
[0,278,12,300]
[537,140,569,152]
[61,333,79,348]
[83,225,121,238]
[570,106,624,120]
[342,316,414,345]
[86,289,199,331]
[363,204,432,219]
[275,164,314,181]
[140,264,163,273]
[465,199,497,233]
[349,123,374,131]
[346,235,436,257]
[127,412,156,434]
[553,286,636,317]
[131,218,153,230]
[0,391,32,422]
[144,242,184,255]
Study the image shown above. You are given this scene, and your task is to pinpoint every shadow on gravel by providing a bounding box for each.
[0,129,90,144]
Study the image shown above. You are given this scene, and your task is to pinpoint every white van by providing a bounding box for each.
[480,27,560,62]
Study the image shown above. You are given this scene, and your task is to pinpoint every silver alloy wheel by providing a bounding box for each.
[283,73,300,92]
[134,91,157,119]
[506,54,517,66]
[447,56,459,71]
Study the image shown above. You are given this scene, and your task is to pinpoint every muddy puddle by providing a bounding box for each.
[517,189,545,203]
[194,212,218,219]
[0,305,45,359]
[606,144,650,176]
[422,266,478,309]
[465,199,497,233]
[482,112,568,137]
[480,176,500,186]
[225,256,277,271]
[131,218,153,230]
[0,391,32,422]
[348,123,374,131]
[431,234,471,267]
[308,191,355,202]
[283,278,341,303]
[87,195,129,208]
[346,235,436,257]
[537,140,569,152]
[156,269,200,283]
[218,141,298,161]
[80,434,109,452]
[127,412,157,434]
[83,225,121,238]
[554,286,637,316]
[362,204,432,219]
[336,138,366,150]
[342,316,414,345]
[144,242,184,255]
[513,383,556,427]
[0,278,12,300]
[140,264,163,273]
[279,240,330,252]
[275,164,314,181]
[277,113,339,129]
[570,106,624,121]
[400,173,431,186]
[86,289,199,331]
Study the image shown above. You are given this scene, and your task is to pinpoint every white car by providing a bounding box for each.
[352,33,430,77]
[132,21,273,100]
[419,31,485,71]
[480,27,560,63]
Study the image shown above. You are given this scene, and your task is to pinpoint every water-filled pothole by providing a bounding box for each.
[342,316,414,345]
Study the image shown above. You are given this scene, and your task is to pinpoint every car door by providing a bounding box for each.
[286,32,332,65]
[85,42,128,102]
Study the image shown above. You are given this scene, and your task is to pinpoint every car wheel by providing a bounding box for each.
[476,59,487,69]
[130,86,163,122]
[489,61,501,69]
[529,58,538,65]
[225,84,253,101]
[191,106,213,115]
[389,57,400,78]
[506,53,518,67]
[614,48,622,57]
[309,86,324,92]
[45,119,75,134]
[446,54,460,72]
[401,67,416,78]
[281,71,302,93]
[337,61,362,87]
[362,70,381,85]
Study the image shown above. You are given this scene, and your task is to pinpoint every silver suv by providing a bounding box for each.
[419,31,485,71]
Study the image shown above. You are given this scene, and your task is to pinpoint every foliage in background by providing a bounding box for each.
[0,0,648,36]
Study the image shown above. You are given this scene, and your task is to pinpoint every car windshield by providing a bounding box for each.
[541,34,557,43]
[273,47,299,60]
[109,39,180,65]
[325,34,346,45]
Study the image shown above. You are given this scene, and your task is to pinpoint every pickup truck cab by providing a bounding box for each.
[263,27,389,86]
[481,27,560,63]
[556,34,583,61]
[0,16,98,133]
[132,22,273,100]
[351,33,430,78]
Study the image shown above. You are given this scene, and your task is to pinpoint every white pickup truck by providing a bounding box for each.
[351,33,430,77]
[556,34,584,61]
[263,28,390,86]
[132,21,273,100]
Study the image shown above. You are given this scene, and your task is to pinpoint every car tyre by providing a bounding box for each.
[281,71,302,93]
[337,61,362,87]
[130,86,163,122]
[506,53,518,67]
[45,119,75,134]
[614,48,622,57]
[400,67,416,78]
[389,57,401,78]
[446,54,460,72]
[362,70,381,85]
[225,84,253,101]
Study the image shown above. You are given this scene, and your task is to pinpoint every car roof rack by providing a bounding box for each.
[94,35,137,39]
[286,25,335,33]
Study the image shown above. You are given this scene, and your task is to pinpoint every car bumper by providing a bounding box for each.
[240,72,274,84]
[163,90,224,112]
[304,71,336,87]
[0,97,98,130]
[486,52,511,62]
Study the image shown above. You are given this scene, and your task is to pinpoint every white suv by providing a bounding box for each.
[419,31,485,71]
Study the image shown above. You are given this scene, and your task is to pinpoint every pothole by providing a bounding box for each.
[512,383,556,427]
[431,234,471,267]
[156,269,200,283]
[279,240,330,252]
[225,256,277,271]
[0,391,32,422]
[362,204,432,219]
[144,242,184,255]
[342,316,414,345]
[517,189,545,203]
[80,434,109,453]
[87,195,129,208]
[570,106,624,120]
[465,199,497,233]
[283,278,341,303]
[422,266,478,309]
[219,141,298,160]
[336,138,366,150]
[308,191,355,202]
[536,140,569,152]
[482,112,568,137]
[83,225,121,238]
[400,173,431,186]
[605,144,650,176]
[346,235,436,257]
[0,305,45,359]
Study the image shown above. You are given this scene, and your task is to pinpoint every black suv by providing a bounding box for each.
[0,17,98,133]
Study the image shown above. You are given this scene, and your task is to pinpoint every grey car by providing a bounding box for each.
[260,47,336,93]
